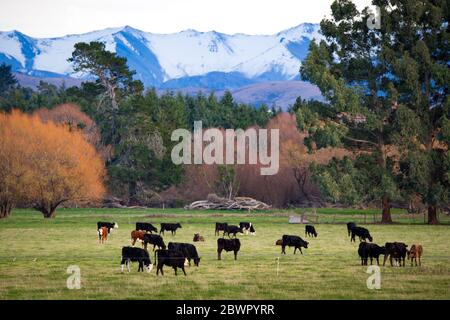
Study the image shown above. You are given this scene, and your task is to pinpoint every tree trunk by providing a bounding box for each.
[427,205,439,225]
[35,203,57,218]
[42,209,56,218]
[381,195,393,224]
[0,202,12,219]
[128,181,138,206]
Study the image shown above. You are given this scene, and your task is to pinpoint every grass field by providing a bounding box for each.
[0,208,449,299]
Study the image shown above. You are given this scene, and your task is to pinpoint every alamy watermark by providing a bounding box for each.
[171,121,280,175]
[66,265,81,289]
[367,5,381,30]
[366,266,381,290]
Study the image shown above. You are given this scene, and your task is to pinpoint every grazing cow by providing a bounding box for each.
[281,235,309,255]
[120,246,153,273]
[347,222,356,237]
[98,226,108,244]
[223,225,243,238]
[383,242,408,267]
[136,222,157,233]
[131,230,146,247]
[239,222,256,235]
[358,242,385,266]
[193,234,205,242]
[155,249,187,276]
[408,244,423,266]
[160,223,182,236]
[168,242,201,267]
[217,238,241,260]
[350,226,373,242]
[143,233,166,251]
[215,222,228,236]
[97,221,118,234]
[275,239,283,246]
[305,225,317,238]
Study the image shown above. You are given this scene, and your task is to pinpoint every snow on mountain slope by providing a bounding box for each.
[0,23,322,88]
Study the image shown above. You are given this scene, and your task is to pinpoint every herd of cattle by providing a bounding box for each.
[95,220,423,276]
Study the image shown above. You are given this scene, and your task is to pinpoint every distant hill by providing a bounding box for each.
[15,72,321,110]
[158,81,323,110]
[14,72,82,90]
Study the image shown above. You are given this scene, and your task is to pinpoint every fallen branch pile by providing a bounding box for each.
[185,194,271,211]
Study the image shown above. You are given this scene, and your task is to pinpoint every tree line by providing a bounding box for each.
[0,0,447,224]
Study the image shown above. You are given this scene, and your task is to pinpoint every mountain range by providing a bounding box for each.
[0,23,323,109]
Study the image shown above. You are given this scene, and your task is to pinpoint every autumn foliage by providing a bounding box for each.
[163,113,348,207]
[34,103,111,160]
[0,110,106,218]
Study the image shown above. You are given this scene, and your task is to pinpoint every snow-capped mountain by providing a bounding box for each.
[0,23,321,89]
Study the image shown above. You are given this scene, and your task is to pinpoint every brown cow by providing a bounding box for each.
[408,244,423,266]
[275,239,283,246]
[131,230,146,247]
[193,234,205,242]
[98,226,108,244]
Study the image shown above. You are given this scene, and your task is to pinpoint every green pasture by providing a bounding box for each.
[0,208,449,299]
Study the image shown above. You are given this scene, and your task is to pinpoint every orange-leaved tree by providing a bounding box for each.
[34,103,112,161]
[0,110,106,218]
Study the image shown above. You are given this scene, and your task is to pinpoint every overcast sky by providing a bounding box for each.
[0,0,373,37]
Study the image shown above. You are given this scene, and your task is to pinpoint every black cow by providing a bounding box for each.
[350,226,373,242]
[281,235,309,255]
[215,222,228,236]
[347,222,356,237]
[305,225,317,237]
[97,221,118,234]
[160,223,182,236]
[143,233,166,251]
[239,222,256,235]
[155,249,187,276]
[223,225,243,238]
[217,238,241,260]
[358,242,385,266]
[120,246,152,273]
[168,242,201,267]
[136,222,157,233]
[383,242,408,267]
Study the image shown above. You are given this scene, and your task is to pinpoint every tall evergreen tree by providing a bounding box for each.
[300,0,449,223]
[381,0,449,223]
[300,0,401,222]
[0,63,17,93]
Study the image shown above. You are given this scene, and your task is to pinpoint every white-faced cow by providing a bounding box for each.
[239,222,256,235]
[136,222,157,233]
[97,226,108,244]
[217,238,241,260]
[281,235,309,255]
[160,223,182,236]
[168,242,201,267]
[120,246,153,273]
[97,221,118,234]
